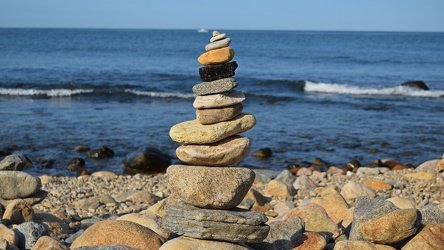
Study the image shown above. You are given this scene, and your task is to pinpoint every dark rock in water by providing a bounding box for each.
[86,146,114,159]
[199,61,238,82]
[312,157,329,166]
[0,154,27,171]
[36,158,55,169]
[342,159,361,172]
[67,157,90,176]
[401,80,429,90]
[122,147,171,174]
[0,150,11,157]
[75,145,91,152]
[69,158,85,168]
[252,147,273,159]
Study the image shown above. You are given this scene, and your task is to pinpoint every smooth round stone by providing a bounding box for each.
[192,78,238,96]
[212,30,220,36]
[196,103,243,125]
[0,171,41,200]
[176,135,251,166]
[193,90,245,109]
[169,113,256,144]
[198,47,234,65]
[210,33,226,43]
[205,37,231,51]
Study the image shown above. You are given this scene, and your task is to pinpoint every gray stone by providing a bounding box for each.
[210,32,226,43]
[13,221,48,250]
[418,204,444,225]
[356,167,380,176]
[416,159,440,171]
[65,229,84,244]
[192,78,238,96]
[264,216,305,250]
[165,202,270,243]
[205,37,231,51]
[0,171,41,200]
[349,197,418,244]
[293,174,317,191]
[0,154,27,171]
[196,103,243,125]
[175,135,251,166]
[193,90,245,109]
[275,170,296,188]
[168,165,255,209]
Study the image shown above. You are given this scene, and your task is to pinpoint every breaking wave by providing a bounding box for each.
[304,81,444,98]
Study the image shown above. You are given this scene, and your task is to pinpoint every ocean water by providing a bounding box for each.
[0,28,443,176]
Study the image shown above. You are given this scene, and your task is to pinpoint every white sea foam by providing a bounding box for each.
[304,81,444,98]
[126,89,195,99]
[0,88,94,97]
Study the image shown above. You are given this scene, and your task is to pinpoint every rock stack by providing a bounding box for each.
[165,31,270,245]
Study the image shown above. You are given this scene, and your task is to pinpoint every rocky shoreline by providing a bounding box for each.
[0,153,443,249]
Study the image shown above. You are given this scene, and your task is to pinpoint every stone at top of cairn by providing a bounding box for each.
[198,30,233,65]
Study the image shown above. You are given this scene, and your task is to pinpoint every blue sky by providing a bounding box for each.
[1,0,443,32]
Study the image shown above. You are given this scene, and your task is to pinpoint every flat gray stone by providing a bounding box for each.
[13,221,48,250]
[165,202,270,243]
[193,90,245,109]
[210,33,226,43]
[0,154,27,171]
[205,37,231,51]
[168,165,255,209]
[192,78,238,96]
[0,171,41,200]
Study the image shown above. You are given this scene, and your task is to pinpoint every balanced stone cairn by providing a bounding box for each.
[166,31,270,243]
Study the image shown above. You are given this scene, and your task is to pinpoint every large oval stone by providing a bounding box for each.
[198,47,234,65]
[196,103,243,125]
[167,165,255,209]
[169,113,256,144]
[0,171,41,200]
[176,135,251,166]
[193,90,245,109]
[70,220,165,250]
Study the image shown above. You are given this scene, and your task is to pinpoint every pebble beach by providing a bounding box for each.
[0,157,443,249]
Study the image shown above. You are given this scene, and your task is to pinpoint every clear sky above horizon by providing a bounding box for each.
[1,0,443,32]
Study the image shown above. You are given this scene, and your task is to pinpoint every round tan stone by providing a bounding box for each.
[167,165,255,209]
[196,103,243,125]
[198,47,234,65]
[169,113,256,144]
[193,90,245,109]
[290,232,327,250]
[70,220,165,250]
[176,135,251,166]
